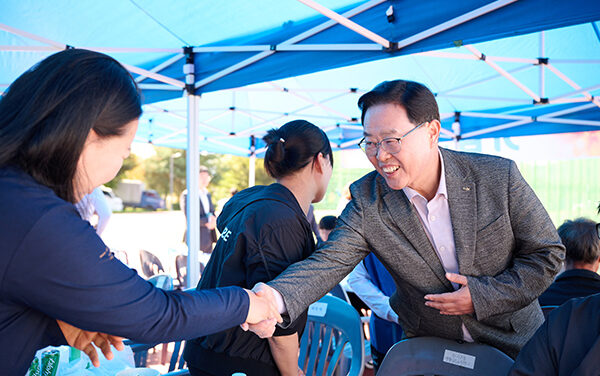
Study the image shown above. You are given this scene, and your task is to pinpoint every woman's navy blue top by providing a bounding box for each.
[0,167,249,375]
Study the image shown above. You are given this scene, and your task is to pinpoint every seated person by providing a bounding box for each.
[317,215,337,243]
[510,293,600,375]
[539,218,600,306]
[347,253,403,372]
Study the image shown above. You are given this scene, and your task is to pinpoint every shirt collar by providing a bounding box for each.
[403,149,447,203]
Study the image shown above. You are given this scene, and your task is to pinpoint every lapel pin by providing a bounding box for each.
[462,187,471,191]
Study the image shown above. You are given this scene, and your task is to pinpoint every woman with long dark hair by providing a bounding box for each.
[0,49,279,375]
[184,120,333,376]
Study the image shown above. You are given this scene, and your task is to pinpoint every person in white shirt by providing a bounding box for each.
[75,187,112,235]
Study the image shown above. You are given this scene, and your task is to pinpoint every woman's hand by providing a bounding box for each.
[56,320,125,367]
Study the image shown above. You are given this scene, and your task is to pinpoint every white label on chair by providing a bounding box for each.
[443,349,475,369]
[308,302,327,317]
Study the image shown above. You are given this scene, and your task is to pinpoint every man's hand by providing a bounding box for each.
[424,273,474,315]
[240,283,282,337]
[243,283,282,324]
[206,215,217,230]
[243,318,278,338]
[56,320,124,367]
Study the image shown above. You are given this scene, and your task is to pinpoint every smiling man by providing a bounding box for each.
[252,80,565,358]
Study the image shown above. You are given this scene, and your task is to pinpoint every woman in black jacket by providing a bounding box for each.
[184,120,334,376]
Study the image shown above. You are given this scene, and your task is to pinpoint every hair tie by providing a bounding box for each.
[279,138,285,143]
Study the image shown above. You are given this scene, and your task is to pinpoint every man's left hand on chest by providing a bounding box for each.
[424,273,475,315]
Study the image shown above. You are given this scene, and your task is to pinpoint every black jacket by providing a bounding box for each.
[538,269,600,306]
[184,183,314,376]
[510,293,600,375]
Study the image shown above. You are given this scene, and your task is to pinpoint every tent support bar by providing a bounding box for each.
[236,91,352,137]
[397,0,517,50]
[546,63,595,104]
[550,84,600,101]
[464,45,541,102]
[438,65,532,95]
[539,31,545,98]
[122,63,185,88]
[462,119,532,139]
[0,22,65,49]
[138,84,183,91]
[192,44,383,52]
[137,53,185,83]
[194,0,383,90]
[537,118,600,127]
[186,93,200,289]
[268,82,352,121]
[461,112,530,121]
[295,0,390,48]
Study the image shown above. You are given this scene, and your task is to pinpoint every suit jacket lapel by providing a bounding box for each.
[381,178,452,289]
[442,148,477,274]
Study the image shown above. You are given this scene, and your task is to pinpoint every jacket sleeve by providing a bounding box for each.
[4,205,249,344]
[268,186,371,325]
[468,160,565,320]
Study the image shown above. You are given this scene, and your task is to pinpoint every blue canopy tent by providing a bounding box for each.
[2,0,600,286]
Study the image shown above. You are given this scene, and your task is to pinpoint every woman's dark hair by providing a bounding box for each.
[263,120,333,179]
[0,49,142,203]
[357,80,440,125]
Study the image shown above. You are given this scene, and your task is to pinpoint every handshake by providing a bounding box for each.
[242,282,282,338]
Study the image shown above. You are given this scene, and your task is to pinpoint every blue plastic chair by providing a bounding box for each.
[298,295,365,376]
[377,336,514,376]
[147,274,174,290]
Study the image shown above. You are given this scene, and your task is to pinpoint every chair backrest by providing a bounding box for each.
[377,336,514,376]
[113,249,129,265]
[328,284,351,304]
[139,249,165,278]
[147,274,174,290]
[541,305,559,319]
[168,340,186,372]
[299,295,364,376]
[175,254,205,289]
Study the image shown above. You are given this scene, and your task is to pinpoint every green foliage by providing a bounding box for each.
[109,146,273,204]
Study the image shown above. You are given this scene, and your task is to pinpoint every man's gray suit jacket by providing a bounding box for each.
[269,147,564,358]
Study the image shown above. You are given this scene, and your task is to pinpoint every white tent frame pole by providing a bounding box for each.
[543,103,596,118]
[186,93,201,288]
[0,45,57,51]
[464,45,541,102]
[536,118,600,127]
[439,94,532,103]
[236,91,352,137]
[545,63,600,108]
[137,53,184,83]
[461,112,530,121]
[551,84,600,101]
[550,98,595,104]
[194,0,384,90]
[0,22,65,49]
[462,119,532,138]
[138,84,182,91]
[539,31,545,98]
[122,63,184,88]
[437,65,533,95]
[396,0,517,49]
[295,0,390,48]
[268,83,353,121]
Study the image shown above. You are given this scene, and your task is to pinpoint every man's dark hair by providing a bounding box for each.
[357,79,440,125]
[557,218,600,264]
[318,215,337,231]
